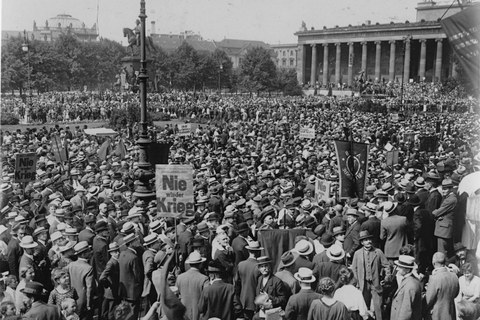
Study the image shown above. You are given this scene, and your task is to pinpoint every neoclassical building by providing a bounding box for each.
[295,1,472,86]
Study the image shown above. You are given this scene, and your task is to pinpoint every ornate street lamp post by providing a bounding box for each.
[133,0,155,200]
[22,30,32,123]
[218,63,223,93]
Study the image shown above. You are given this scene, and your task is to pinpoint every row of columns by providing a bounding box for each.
[309,38,444,86]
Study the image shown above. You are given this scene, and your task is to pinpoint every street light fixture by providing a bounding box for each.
[22,30,32,123]
[133,0,155,200]
[218,63,223,93]
[400,34,411,110]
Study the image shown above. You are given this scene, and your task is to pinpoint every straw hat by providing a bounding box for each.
[294,267,316,283]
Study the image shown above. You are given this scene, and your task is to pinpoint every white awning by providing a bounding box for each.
[83,128,118,137]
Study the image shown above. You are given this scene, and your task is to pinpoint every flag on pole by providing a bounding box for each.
[419,136,438,153]
[333,140,369,199]
[98,139,111,161]
[149,143,171,165]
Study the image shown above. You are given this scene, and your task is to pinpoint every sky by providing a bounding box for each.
[1,0,459,45]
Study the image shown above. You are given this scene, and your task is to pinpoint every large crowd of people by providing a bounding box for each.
[0,89,479,320]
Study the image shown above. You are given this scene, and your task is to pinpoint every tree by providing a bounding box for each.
[239,47,277,94]
[276,69,303,96]
[171,42,199,90]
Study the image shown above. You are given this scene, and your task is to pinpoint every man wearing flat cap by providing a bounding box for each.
[22,281,61,320]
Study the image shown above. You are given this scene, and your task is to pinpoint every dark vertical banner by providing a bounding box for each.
[419,135,438,153]
[440,4,480,88]
[334,140,369,199]
[149,142,171,165]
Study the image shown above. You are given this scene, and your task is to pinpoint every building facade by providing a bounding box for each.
[2,14,98,43]
[272,43,298,69]
[215,39,272,68]
[295,1,471,87]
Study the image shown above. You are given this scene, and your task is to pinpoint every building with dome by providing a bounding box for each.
[2,13,98,43]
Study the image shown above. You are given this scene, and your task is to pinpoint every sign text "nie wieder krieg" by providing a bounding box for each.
[155,165,194,218]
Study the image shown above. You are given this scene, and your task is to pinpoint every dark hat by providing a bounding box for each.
[259,206,274,223]
[278,250,298,269]
[191,237,205,248]
[314,224,326,237]
[359,230,373,241]
[441,178,453,188]
[407,194,422,207]
[454,242,467,252]
[21,281,45,296]
[207,261,225,274]
[196,222,209,234]
[304,215,317,228]
[95,221,108,233]
[206,213,219,221]
[74,241,91,255]
[320,232,335,247]
[236,222,249,233]
[394,193,407,204]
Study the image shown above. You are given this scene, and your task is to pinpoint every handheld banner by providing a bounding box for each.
[14,153,37,183]
[177,124,192,137]
[299,126,315,139]
[155,164,194,218]
[334,140,369,199]
[315,179,332,203]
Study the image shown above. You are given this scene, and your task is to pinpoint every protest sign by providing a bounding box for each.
[315,179,332,202]
[386,150,399,166]
[299,126,315,139]
[51,134,68,163]
[14,153,37,183]
[177,124,192,137]
[334,140,369,199]
[390,113,399,122]
[155,165,194,218]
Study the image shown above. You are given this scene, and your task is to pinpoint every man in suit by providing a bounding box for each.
[231,222,250,267]
[92,221,110,279]
[141,233,160,311]
[19,235,39,280]
[432,179,457,256]
[410,195,435,275]
[390,255,422,320]
[360,202,382,249]
[118,234,143,320]
[7,223,24,279]
[352,230,391,320]
[255,256,289,310]
[176,251,209,320]
[78,214,96,245]
[344,208,361,261]
[176,213,195,271]
[199,261,243,320]
[70,186,88,211]
[235,241,262,320]
[425,252,460,320]
[99,242,120,320]
[424,172,443,214]
[22,281,61,320]
[380,201,409,261]
[66,241,94,320]
[284,268,321,320]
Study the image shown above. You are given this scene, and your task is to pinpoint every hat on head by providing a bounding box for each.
[84,214,96,224]
[19,236,38,249]
[196,221,209,234]
[64,228,78,236]
[294,267,316,283]
[245,241,264,251]
[294,240,314,256]
[346,208,359,217]
[383,201,398,215]
[21,281,45,296]
[326,244,345,261]
[59,241,75,253]
[278,250,298,269]
[454,242,467,252]
[394,255,417,269]
[256,256,272,266]
[94,221,108,233]
[394,193,407,204]
[74,186,86,193]
[50,231,63,242]
[381,182,394,193]
[185,251,206,265]
[441,178,453,188]
[407,194,422,207]
[0,225,8,236]
[320,232,335,247]
[108,242,120,252]
[74,241,90,255]
[359,230,373,241]
[236,222,249,233]
[333,226,345,236]
[191,237,205,248]
[143,233,159,247]
[149,220,163,234]
[425,171,441,181]
[122,233,137,245]
[414,177,426,188]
